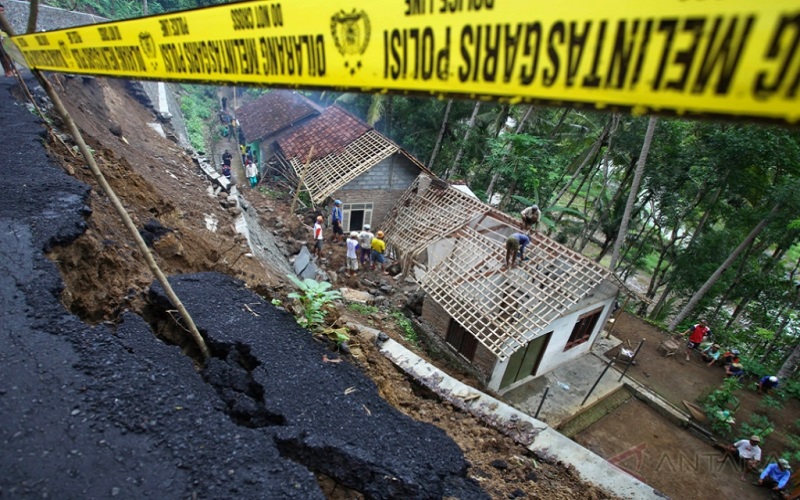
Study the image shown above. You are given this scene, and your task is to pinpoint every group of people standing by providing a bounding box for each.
[220,146,259,188]
[313,200,388,275]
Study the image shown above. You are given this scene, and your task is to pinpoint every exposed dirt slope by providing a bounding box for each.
[43,75,617,499]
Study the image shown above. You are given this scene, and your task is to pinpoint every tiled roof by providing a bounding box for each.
[236,90,320,143]
[277,105,370,162]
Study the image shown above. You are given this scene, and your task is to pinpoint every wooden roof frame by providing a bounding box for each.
[383,174,614,359]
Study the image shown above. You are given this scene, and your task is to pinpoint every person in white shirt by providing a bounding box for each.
[313,215,324,259]
[357,224,374,266]
[245,161,258,188]
[520,204,541,231]
[719,435,762,480]
[346,232,359,276]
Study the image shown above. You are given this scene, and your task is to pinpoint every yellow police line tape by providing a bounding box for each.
[7,0,800,123]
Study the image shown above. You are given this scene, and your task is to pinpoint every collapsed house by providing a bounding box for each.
[382,175,618,392]
[237,90,429,230]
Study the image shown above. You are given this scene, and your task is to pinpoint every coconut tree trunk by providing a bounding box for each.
[485,105,534,203]
[609,116,658,271]
[550,119,611,210]
[777,340,800,379]
[427,99,452,170]
[445,101,481,180]
[668,204,782,331]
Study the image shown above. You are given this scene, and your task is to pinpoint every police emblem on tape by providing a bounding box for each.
[330,9,370,75]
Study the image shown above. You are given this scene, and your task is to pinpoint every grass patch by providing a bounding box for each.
[347,303,379,315]
[392,311,419,346]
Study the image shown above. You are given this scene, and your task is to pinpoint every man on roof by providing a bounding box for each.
[520,204,541,232]
[503,232,531,270]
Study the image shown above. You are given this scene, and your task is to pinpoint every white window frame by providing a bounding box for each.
[342,202,373,233]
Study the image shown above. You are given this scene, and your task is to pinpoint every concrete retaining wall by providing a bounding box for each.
[349,322,666,500]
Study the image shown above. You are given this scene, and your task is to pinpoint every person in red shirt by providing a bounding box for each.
[680,319,710,362]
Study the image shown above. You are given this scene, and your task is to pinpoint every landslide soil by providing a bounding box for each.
[41,75,615,499]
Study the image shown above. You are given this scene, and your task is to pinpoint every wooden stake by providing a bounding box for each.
[290,145,315,213]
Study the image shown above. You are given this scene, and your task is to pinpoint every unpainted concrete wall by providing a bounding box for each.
[333,153,419,231]
[340,153,419,191]
[421,295,497,381]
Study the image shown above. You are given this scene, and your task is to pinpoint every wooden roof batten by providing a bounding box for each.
[287,130,398,204]
[386,174,614,359]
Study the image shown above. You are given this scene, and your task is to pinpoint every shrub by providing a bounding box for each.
[740,414,774,441]
[287,275,341,330]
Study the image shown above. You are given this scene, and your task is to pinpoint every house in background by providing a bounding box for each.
[270,104,430,231]
[381,174,618,392]
[236,90,321,168]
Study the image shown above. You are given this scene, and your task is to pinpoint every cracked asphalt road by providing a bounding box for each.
[0,75,486,499]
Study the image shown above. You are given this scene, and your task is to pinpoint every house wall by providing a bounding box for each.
[333,154,420,230]
[421,296,498,382]
[487,296,616,392]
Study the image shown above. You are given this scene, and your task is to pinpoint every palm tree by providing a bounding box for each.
[609,116,657,271]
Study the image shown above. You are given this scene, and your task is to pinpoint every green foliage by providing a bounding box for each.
[286,275,341,330]
[702,378,742,437]
[347,303,379,315]
[179,85,216,152]
[784,379,800,400]
[740,414,775,441]
[270,298,282,307]
[391,312,418,346]
[257,187,283,199]
[759,394,784,410]
[44,0,227,19]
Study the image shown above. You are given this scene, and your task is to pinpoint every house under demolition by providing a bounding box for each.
[382,175,618,392]
[237,91,429,230]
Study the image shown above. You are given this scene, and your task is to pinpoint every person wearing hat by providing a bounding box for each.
[331,200,344,243]
[758,375,780,395]
[357,224,374,266]
[312,215,324,259]
[726,361,745,381]
[719,435,762,480]
[345,231,359,276]
[721,348,740,367]
[520,204,541,232]
[371,231,386,273]
[679,319,711,362]
[701,343,722,366]
[756,458,791,491]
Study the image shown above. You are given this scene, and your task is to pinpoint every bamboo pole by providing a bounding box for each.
[0,14,210,360]
[290,146,315,213]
